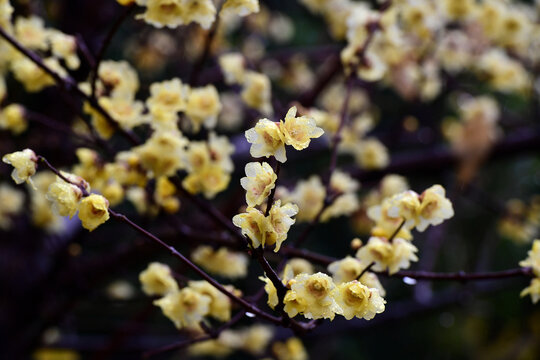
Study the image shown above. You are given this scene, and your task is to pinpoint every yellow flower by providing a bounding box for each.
[191,246,249,279]
[182,163,231,199]
[353,138,390,170]
[0,104,27,135]
[183,0,217,29]
[245,118,286,163]
[386,190,421,229]
[98,96,145,130]
[441,0,476,20]
[241,71,273,115]
[521,278,540,304]
[78,194,110,231]
[102,181,125,207]
[380,174,409,199]
[233,207,267,248]
[285,272,342,320]
[281,258,314,283]
[218,53,246,85]
[14,16,48,50]
[260,276,279,309]
[327,256,363,284]
[237,324,273,355]
[356,236,418,275]
[28,172,64,232]
[96,60,139,99]
[48,30,80,70]
[147,78,189,114]
[266,200,298,252]
[333,280,385,320]
[83,102,115,140]
[153,287,211,329]
[185,85,221,132]
[0,0,14,30]
[272,338,308,360]
[136,0,216,28]
[208,132,235,172]
[520,240,540,276]
[416,185,454,232]
[189,280,232,322]
[280,106,324,151]
[284,176,325,222]
[139,262,179,296]
[11,57,66,92]
[240,161,277,208]
[154,177,180,213]
[222,0,260,17]
[46,174,85,218]
[134,130,188,178]
[2,148,38,185]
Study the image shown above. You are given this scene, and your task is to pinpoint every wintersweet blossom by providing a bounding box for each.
[282,258,314,283]
[520,240,540,276]
[185,85,222,132]
[272,338,308,360]
[222,0,260,17]
[153,288,211,329]
[240,161,277,208]
[191,246,249,279]
[154,177,180,213]
[136,0,216,29]
[134,130,188,178]
[356,236,418,275]
[232,207,267,248]
[0,104,27,135]
[241,71,273,115]
[521,278,540,304]
[182,163,231,199]
[280,106,324,151]
[2,148,38,185]
[96,60,139,99]
[284,272,342,320]
[218,53,246,85]
[139,262,179,296]
[260,276,279,309]
[266,200,298,252]
[46,175,84,218]
[416,185,454,231]
[245,119,286,163]
[189,280,232,322]
[78,194,110,231]
[146,78,188,114]
[333,280,385,320]
[327,256,364,284]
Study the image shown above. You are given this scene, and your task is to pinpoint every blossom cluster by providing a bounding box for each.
[263,271,385,321]
[2,149,110,231]
[140,262,235,329]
